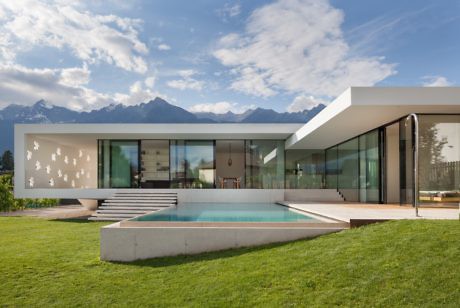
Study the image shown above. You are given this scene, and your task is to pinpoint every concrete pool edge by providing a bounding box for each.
[100,222,347,262]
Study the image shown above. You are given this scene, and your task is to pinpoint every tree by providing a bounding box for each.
[1,150,14,171]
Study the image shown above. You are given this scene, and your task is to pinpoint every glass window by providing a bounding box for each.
[216,140,245,189]
[98,140,110,188]
[359,130,380,203]
[170,140,186,188]
[110,141,139,188]
[285,150,324,189]
[185,141,215,188]
[140,140,169,188]
[337,138,359,201]
[325,146,338,189]
[418,115,460,204]
[245,140,285,189]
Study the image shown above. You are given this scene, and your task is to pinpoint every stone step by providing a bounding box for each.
[102,202,173,207]
[99,206,165,210]
[91,213,139,218]
[114,193,177,196]
[105,199,176,204]
[112,195,177,199]
[96,209,152,214]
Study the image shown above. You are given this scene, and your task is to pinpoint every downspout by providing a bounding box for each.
[405,113,420,217]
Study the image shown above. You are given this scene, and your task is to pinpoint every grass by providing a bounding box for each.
[0,218,459,307]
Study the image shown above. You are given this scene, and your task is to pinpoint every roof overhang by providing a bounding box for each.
[15,123,303,141]
[286,87,460,149]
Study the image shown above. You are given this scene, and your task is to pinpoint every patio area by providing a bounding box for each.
[279,201,459,226]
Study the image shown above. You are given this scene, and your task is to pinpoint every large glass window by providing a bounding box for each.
[140,140,169,188]
[185,141,215,188]
[285,150,324,189]
[325,146,338,189]
[359,130,380,202]
[98,140,110,188]
[418,115,460,205]
[245,140,285,189]
[337,138,359,201]
[110,141,139,188]
[216,140,245,188]
[169,140,215,188]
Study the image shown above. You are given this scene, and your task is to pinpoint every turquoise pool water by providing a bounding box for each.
[131,203,319,222]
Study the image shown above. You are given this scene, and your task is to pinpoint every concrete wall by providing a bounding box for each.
[100,223,344,261]
[24,135,97,189]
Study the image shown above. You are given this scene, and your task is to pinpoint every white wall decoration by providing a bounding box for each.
[87,155,90,162]
[25,135,97,189]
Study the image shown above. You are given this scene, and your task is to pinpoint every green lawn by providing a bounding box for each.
[0,217,459,307]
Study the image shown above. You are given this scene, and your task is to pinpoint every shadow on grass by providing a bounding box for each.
[112,239,305,268]
[50,217,103,223]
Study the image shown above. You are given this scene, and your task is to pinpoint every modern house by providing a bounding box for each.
[14,87,460,212]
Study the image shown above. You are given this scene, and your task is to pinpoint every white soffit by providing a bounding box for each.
[16,123,304,140]
[286,87,460,150]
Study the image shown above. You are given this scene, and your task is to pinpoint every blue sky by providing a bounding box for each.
[0,0,458,113]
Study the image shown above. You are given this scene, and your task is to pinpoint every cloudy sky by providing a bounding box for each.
[0,0,458,113]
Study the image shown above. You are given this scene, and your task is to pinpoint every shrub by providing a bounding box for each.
[0,174,59,212]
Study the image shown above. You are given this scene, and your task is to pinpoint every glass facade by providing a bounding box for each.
[417,115,460,204]
[325,129,381,203]
[285,150,324,189]
[245,140,285,189]
[95,115,458,206]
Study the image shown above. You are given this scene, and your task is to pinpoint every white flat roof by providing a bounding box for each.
[286,87,460,149]
[15,123,303,140]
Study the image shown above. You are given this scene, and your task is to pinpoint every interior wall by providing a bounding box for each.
[385,123,400,203]
[216,141,245,187]
[25,135,97,189]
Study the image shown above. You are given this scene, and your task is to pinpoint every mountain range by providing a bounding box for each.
[0,97,325,153]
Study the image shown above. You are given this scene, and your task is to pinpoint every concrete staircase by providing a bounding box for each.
[89,191,177,221]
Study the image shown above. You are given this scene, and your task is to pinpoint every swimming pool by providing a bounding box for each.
[130,202,320,222]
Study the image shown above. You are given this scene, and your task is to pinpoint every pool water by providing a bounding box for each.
[131,203,320,222]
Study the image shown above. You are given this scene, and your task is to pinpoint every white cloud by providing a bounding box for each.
[422,76,452,87]
[59,65,90,87]
[213,0,396,98]
[0,1,148,73]
[287,95,327,112]
[157,44,171,51]
[0,63,112,110]
[217,3,241,22]
[0,64,167,110]
[166,69,205,91]
[189,101,255,114]
[144,76,156,89]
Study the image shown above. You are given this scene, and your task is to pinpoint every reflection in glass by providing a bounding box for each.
[245,140,284,189]
[359,130,380,202]
[337,138,359,201]
[325,146,338,189]
[285,150,324,188]
[110,141,139,188]
[418,115,460,204]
